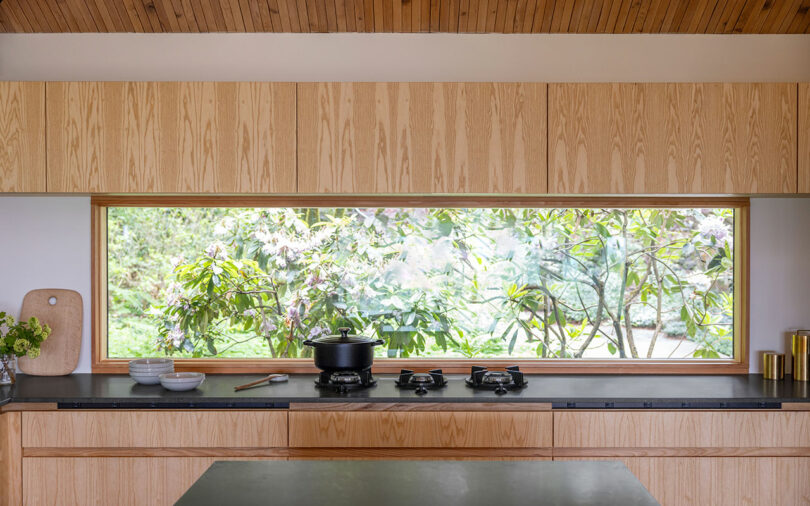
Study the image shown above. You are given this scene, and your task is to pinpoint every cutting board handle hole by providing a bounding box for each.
[48,297,57,306]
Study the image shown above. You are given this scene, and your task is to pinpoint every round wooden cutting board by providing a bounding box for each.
[17,289,82,376]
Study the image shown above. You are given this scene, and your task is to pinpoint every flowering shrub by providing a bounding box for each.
[117,207,736,360]
[0,312,51,358]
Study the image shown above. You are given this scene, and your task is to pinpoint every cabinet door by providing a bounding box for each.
[46,82,296,193]
[800,83,809,193]
[549,83,797,194]
[23,411,288,448]
[297,82,547,193]
[0,82,45,192]
[557,457,810,506]
[23,457,282,506]
[289,411,551,448]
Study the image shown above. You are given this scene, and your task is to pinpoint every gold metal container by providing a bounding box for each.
[762,352,784,380]
[792,332,810,381]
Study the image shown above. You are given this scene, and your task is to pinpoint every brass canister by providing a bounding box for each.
[762,352,784,381]
[792,332,810,381]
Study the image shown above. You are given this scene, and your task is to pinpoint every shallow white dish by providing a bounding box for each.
[129,365,174,374]
[160,372,205,391]
[129,358,174,367]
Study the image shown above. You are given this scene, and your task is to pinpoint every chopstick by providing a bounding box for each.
[234,374,286,392]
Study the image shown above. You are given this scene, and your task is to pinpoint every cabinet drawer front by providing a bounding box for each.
[23,457,282,506]
[290,411,551,448]
[554,411,810,449]
[22,411,287,448]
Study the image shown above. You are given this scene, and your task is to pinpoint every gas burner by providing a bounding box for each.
[315,369,376,393]
[395,369,447,395]
[465,366,527,395]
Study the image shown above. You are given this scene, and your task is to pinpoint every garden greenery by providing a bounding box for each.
[107,207,735,360]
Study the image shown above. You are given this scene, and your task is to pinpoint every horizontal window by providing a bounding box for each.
[95,197,747,372]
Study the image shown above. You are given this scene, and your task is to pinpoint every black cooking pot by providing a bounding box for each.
[303,327,385,372]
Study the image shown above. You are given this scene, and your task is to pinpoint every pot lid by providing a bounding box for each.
[310,327,377,344]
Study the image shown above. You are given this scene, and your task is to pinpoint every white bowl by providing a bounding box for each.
[159,372,205,391]
[129,373,163,385]
[129,358,174,368]
[129,365,174,373]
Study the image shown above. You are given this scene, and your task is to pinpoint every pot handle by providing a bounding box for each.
[373,339,385,346]
[303,340,314,347]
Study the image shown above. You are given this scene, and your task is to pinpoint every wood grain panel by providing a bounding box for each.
[46,81,296,193]
[1,0,809,33]
[800,83,810,193]
[297,82,546,193]
[0,413,22,506]
[554,411,810,449]
[23,457,282,506]
[0,82,45,192]
[557,457,810,506]
[549,82,797,194]
[22,411,288,448]
[289,411,551,448]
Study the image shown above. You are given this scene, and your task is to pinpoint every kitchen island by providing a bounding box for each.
[175,460,658,506]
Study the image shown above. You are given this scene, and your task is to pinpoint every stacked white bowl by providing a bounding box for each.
[128,358,174,385]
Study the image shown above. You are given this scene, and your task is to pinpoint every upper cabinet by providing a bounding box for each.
[800,83,810,194]
[46,82,296,193]
[549,83,797,194]
[0,82,45,192]
[297,82,547,194]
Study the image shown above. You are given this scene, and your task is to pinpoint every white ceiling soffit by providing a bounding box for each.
[0,33,809,82]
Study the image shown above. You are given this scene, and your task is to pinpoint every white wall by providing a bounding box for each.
[1,33,810,82]
[0,197,92,373]
[0,196,806,373]
[1,33,809,372]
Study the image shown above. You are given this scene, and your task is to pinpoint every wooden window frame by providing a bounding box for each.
[92,195,750,374]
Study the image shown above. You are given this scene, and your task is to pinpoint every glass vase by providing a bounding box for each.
[0,354,16,385]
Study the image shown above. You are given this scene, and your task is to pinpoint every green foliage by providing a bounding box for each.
[107,206,736,360]
[0,312,51,358]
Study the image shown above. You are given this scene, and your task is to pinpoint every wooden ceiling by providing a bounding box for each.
[0,0,808,34]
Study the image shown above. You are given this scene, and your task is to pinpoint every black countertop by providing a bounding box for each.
[4,373,810,409]
[175,460,658,506]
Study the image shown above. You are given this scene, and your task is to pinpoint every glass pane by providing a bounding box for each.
[107,207,735,360]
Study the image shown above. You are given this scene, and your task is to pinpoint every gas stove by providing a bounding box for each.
[394,369,447,395]
[465,365,527,394]
[315,369,376,393]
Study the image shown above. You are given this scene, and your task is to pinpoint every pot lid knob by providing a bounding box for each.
[338,327,351,339]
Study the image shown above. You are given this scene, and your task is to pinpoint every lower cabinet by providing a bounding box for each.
[556,457,810,506]
[23,457,282,505]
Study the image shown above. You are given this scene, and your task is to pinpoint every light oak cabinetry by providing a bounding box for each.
[549,83,797,194]
[0,82,45,192]
[0,412,22,506]
[800,83,810,193]
[46,82,296,193]
[554,411,810,506]
[297,82,547,193]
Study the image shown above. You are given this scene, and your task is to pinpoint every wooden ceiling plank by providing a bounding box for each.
[458,0,471,31]
[392,0,403,31]
[439,0,449,30]
[322,0,338,31]
[584,0,603,31]
[152,0,182,30]
[746,0,776,33]
[372,0,383,30]
[64,0,96,31]
[20,0,52,32]
[600,0,623,32]
[383,0,394,31]
[493,0,508,32]
[109,0,137,31]
[681,0,710,32]
[574,0,594,32]
[354,0,368,31]
[429,0,439,30]
[708,0,737,32]
[268,0,288,31]
[594,0,614,31]
[410,0,422,31]
[342,0,355,31]
[510,0,524,32]
[419,0,430,31]
[26,0,58,32]
[402,0,413,32]
[7,1,36,31]
[253,0,275,30]
[177,0,200,31]
[476,0,488,32]
[783,0,810,33]
[294,0,311,32]
[734,0,768,33]
[631,0,652,32]
[484,0,498,30]
[659,0,687,32]
[33,0,70,31]
[539,0,556,30]
[621,0,642,33]
[82,0,116,31]
[231,0,251,30]
[503,0,519,33]
[207,0,230,30]
[760,0,797,33]
[704,0,729,32]
[138,0,166,31]
[720,0,749,33]
[450,0,461,31]
[124,0,154,31]
[217,0,239,31]
[520,0,537,31]
[693,0,722,32]
[611,0,633,33]
[189,0,212,30]
[548,0,569,31]
[0,2,27,31]
[0,10,7,32]
[167,0,191,31]
[641,0,666,31]
[787,0,810,33]
[104,0,137,31]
